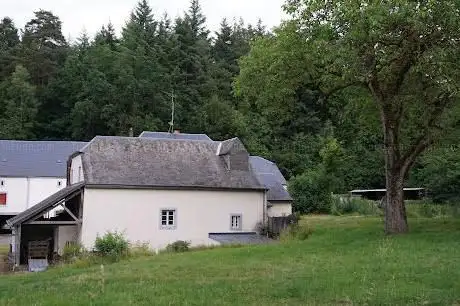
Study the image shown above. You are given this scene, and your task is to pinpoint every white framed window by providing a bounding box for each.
[78,166,82,181]
[230,214,242,231]
[160,209,177,230]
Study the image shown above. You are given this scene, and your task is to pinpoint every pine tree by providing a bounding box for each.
[95,22,118,49]
[20,10,69,138]
[0,17,20,80]
[171,0,214,131]
[0,65,38,139]
[0,17,19,52]
[186,0,209,39]
[122,0,158,49]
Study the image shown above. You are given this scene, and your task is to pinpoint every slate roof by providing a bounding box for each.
[249,156,293,202]
[209,232,274,245]
[0,140,87,177]
[139,131,213,141]
[79,136,264,190]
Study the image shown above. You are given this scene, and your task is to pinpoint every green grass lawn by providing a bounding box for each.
[0,216,459,305]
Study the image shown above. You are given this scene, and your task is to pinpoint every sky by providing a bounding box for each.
[3,0,287,41]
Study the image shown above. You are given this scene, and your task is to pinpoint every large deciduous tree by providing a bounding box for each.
[284,0,460,233]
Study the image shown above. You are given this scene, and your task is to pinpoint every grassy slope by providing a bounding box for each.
[0,217,459,306]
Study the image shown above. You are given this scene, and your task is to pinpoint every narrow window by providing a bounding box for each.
[0,180,4,187]
[57,181,62,187]
[0,193,6,206]
[230,215,242,231]
[78,166,82,181]
[160,209,176,229]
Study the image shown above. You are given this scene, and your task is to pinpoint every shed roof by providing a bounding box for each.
[0,140,86,178]
[209,233,274,245]
[249,156,292,202]
[80,136,264,190]
[5,182,85,228]
[139,131,212,141]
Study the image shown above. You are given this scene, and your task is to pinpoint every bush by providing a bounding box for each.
[413,147,460,203]
[330,195,381,216]
[280,224,314,242]
[255,221,270,236]
[406,201,460,218]
[62,243,84,261]
[289,168,332,214]
[94,231,129,259]
[166,240,190,253]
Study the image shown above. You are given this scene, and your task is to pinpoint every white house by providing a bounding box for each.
[6,135,291,266]
[0,140,86,227]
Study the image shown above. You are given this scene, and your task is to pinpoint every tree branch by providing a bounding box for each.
[322,81,366,99]
[399,93,451,177]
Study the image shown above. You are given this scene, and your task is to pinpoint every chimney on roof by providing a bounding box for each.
[174,130,180,134]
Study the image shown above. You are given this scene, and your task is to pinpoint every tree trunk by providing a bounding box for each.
[382,121,409,234]
[384,169,408,234]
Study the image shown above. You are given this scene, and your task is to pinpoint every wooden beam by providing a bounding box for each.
[60,205,79,221]
[14,225,21,267]
[27,221,80,225]
[25,190,83,224]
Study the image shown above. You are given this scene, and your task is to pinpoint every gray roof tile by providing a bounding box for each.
[0,140,87,177]
[81,136,264,190]
[139,131,212,141]
[249,156,293,202]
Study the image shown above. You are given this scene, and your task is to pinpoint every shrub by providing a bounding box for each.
[289,168,333,214]
[331,195,381,216]
[255,221,270,236]
[94,231,129,259]
[166,240,190,253]
[62,242,84,261]
[280,223,314,242]
[406,201,460,218]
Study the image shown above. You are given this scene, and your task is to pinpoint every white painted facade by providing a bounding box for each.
[80,188,265,251]
[268,202,293,217]
[0,177,66,215]
[70,154,84,185]
[54,226,79,255]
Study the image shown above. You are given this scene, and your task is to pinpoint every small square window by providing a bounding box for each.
[160,209,176,229]
[230,215,242,231]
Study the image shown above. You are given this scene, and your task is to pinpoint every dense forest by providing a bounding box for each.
[0,0,459,209]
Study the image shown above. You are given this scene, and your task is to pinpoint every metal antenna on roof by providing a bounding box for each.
[167,90,176,134]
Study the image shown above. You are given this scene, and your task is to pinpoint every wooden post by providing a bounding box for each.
[14,225,21,267]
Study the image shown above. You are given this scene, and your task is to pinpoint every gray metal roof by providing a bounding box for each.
[0,140,87,177]
[5,182,85,228]
[80,136,264,190]
[209,233,274,245]
[139,131,213,141]
[249,156,293,202]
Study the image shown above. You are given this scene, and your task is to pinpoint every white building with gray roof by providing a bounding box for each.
[3,133,293,266]
[0,140,86,227]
